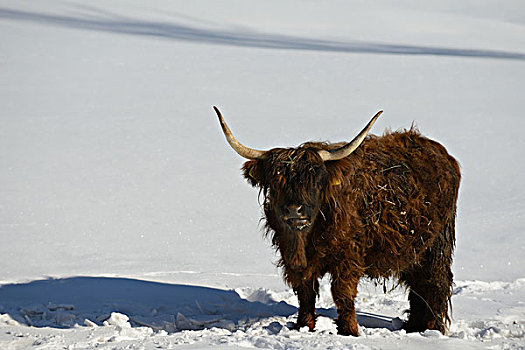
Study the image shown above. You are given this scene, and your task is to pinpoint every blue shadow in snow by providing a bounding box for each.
[0,7,524,61]
[0,276,402,332]
[0,276,295,330]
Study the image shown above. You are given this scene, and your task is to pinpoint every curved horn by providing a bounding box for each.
[214,106,266,159]
[317,110,383,161]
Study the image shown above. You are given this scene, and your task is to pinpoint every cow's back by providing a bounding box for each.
[324,129,460,279]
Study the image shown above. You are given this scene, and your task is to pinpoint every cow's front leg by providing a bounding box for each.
[293,279,319,331]
[331,275,360,336]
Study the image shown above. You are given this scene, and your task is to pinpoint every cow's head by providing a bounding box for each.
[215,106,381,266]
[242,145,329,234]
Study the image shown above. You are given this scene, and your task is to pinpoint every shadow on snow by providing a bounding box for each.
[0,276,401,333]
[0,7,524,60]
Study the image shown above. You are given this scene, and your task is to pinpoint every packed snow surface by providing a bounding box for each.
[1,0,524,349]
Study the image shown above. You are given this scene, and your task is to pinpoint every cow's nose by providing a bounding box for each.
[284,204,305,219]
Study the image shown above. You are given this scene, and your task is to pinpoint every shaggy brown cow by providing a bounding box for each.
[214,106,460,336]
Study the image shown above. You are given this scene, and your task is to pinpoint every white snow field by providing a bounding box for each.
[1,0,524,348]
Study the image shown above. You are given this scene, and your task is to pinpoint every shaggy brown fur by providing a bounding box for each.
[240,128,460,336]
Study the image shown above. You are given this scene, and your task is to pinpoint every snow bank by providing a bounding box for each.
[1,277,524,349]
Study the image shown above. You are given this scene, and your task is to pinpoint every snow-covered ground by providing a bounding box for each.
[1,0,524,348]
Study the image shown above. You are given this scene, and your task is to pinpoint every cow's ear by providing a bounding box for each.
[242,160,262,187]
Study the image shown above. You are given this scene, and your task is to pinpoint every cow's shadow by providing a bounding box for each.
[0,276,402,332]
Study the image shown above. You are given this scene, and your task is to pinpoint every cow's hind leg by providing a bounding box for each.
[294,279,319,331]
[401,221,455,333]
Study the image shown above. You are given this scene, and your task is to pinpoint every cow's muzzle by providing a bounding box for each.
[283,204,311,231]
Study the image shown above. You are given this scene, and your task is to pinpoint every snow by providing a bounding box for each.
[1,0,524,348]
[0,277,523,349]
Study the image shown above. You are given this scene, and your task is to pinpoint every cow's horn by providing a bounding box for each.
[317,110,383,162]
[214,106,266,159]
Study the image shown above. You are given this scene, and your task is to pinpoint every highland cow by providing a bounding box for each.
[214,106,460,336]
